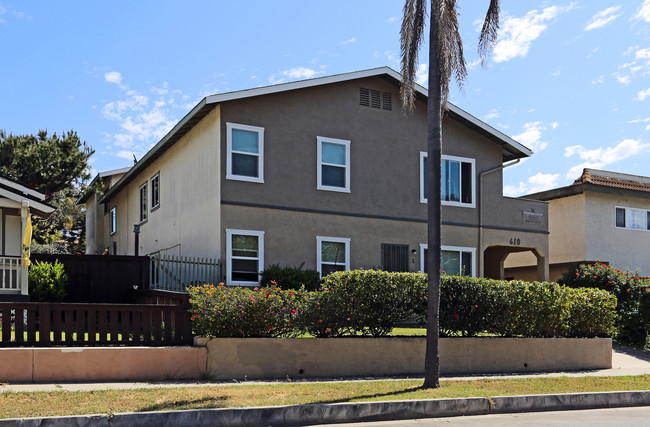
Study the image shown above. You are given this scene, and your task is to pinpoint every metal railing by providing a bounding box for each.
[150,254,221,292]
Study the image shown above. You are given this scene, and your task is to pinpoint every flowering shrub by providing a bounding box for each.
[187,284,303,338]
[259,264,321,291]
[439,276,616,338]
[558,262,650,347]
[189,271,616,339]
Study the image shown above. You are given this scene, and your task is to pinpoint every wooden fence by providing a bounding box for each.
[0,302,192,347]
[150,254,221,292]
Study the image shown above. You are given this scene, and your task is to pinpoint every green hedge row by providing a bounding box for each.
[558,262,650,347]
[188,270,616,338]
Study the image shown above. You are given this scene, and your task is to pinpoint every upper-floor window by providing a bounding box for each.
[151,173,160,210]
[110,207,117,235]
[615,206,650,231]
[139,182,147,223]
[420,153,475,208]
[317,236,350,277]
[226,122,264,183]
[317,136,350,192]
[226,229,265,286]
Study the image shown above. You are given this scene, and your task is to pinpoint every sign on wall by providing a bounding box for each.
[522,207,544,224]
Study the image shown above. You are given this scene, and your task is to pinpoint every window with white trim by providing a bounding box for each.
[317,236,350,276]
[317,137,350,192]
[226,122,264,183]
[615,206,650,231]
[139,182,147,223]
[109,207,117,235]
[420,153,475,207]
[151,172,160,210]
[419,244,476,277]
[226,229,264,286]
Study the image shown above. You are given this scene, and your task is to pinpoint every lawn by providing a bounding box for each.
[1,375,649,419]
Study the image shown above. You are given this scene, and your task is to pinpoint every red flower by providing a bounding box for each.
[474,305,478,308]
[318,319,323,323]
[594,276,598,279]
[270,280,277,285]
[249,297,255,301]
[453,314,459,319]
[291,309,297,314]
[288,322,293,326]
[576,273,579,276]
[267,325,272,330]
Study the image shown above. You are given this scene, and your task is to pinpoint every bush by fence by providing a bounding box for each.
[189,270,616,339]
[28,260,68,302]
[558,262,650,348]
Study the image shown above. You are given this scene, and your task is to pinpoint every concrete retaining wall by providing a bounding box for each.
[0,347,207,383]
[0,337,611,383]
[203,337,612,380]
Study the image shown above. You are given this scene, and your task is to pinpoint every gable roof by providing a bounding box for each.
[77,166,131,204]
[99,67,532,204]
[525,168,650,201]
[0,176,55,217]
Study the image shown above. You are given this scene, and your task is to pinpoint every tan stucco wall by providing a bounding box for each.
[584,192,650,276]
[104,107,222,258]
[0,347,206,382]
[203,337,612,379]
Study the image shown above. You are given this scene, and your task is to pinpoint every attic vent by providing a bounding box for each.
[359,87,392,111]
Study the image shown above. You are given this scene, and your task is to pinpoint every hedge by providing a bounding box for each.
[189,270,616,338]
[558,262,650,347]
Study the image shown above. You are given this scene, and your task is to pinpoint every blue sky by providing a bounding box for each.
[1,1,649,196]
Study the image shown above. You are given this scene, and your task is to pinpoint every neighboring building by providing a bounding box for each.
[84,67,549,285]
[506,168,650,281]
[0,176,55,301]
[79,167,131,255]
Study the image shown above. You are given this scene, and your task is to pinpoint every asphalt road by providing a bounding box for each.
[316,406,650,426]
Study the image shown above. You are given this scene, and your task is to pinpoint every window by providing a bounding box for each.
[419,244,475,277]
[151,173,160,210]
[226,229,264,285]
[317,137,350,192]
[317,236,350,276]
[109,207,116,235]
[420,153,475,207]
[139,182,147,223]
[226,122,264,183]
[381,243,409,272]
[615,206,650,231]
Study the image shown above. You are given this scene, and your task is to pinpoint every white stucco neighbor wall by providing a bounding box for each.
[585,192,650,276]
[548,193,587,265]
[105,106,222,259]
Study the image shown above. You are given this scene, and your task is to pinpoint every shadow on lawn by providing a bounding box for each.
[136,396,228,412]
[308,385,425,406]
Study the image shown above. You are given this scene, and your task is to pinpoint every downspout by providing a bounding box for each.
[478,158,520,277]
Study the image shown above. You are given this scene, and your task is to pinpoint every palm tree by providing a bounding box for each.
[400,0,500,388]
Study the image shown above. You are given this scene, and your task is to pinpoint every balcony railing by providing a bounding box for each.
[0,256,27,295]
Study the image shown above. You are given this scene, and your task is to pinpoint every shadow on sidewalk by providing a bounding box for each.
[613,344,650,362]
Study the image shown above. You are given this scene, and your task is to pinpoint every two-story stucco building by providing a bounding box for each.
[83,67,549,285]
[506,168,650,281]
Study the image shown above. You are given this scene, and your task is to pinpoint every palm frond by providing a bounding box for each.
[478,0,500,66]
[435,0,467,108]
[400,0,427,113]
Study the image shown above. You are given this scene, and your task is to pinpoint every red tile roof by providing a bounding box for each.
[573,169,650,193]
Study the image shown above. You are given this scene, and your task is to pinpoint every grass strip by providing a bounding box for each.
[1,375,649,419]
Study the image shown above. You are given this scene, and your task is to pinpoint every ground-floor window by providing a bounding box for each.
[419,244,476,277]
[317,236,350,277]
[381,243,409,272]
[226,229,264,286]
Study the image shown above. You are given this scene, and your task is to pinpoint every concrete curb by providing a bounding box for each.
[2,390,649,426]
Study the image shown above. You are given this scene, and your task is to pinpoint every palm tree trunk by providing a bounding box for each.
[423,8,442,389]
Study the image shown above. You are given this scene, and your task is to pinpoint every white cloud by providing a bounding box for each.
[551,68,561,77]
[387,16,398,23]
[104,71,127,90]
[592,75,605,84]
[493,4,575,63]
[513,121,550,152]
[415,63,428,86]
[563,138,650,178]
[101,74,183,159]
[614,73,631,84]
[340,38,357,45]
[483,109,500,121]
[636,48,650,60]
[504,172,560,197]
[268,67,322,84]
[584,6,622,31]
[634,0,650,22]
[637,88,650,101]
